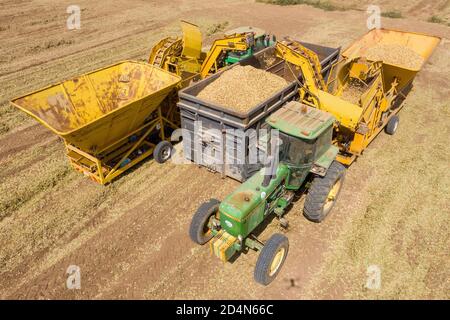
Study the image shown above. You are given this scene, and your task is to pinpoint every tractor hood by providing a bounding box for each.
[219,165,288,237]
[220,186,261,221]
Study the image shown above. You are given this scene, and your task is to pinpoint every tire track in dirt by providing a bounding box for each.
[3,162,238,299]
[91,165,242,298]
[0,22,166,78]
[135,161,372,300]
[5,157,369,299]
[0,123,56,161]
[0,0,188,77]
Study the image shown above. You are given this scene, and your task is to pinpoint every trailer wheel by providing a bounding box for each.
[254,234,289,286]
[189,199,221,245]
[304,161,346,223]
[385,115,399,135]
[153,141,173,163]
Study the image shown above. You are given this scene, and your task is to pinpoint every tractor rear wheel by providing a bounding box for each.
[385,115,399,135]
[304,161,346,223]
[189,199,221,245]
[254,234,289,286]
[153,141,173,163]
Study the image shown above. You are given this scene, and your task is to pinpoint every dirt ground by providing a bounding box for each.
[0,0,449,299]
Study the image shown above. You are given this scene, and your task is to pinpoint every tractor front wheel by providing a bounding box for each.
[189,199,221,245]
[153,141,173,164]
[254,234,289,286]
[304,161,346,223]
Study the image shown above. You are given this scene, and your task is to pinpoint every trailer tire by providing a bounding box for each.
[385,115,399,135]
[254,234,289,286]
[304,161,346,223]
[153,141,173,163]
[189,199,221,245]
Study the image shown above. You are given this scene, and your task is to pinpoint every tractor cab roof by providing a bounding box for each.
[224,26,266,39]
[266,101,335,140]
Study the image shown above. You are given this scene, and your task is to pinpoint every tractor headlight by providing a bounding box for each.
[224,220,233,228]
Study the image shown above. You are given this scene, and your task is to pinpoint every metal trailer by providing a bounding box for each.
[178,43,340,181]
[11,61,181,184]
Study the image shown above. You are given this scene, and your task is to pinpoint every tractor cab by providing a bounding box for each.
[266,101,339,187]
[224,26,276,65]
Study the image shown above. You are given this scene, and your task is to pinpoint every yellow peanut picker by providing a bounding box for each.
[11,61,181,184]
[11,21,273,184]
[276,28,440,165]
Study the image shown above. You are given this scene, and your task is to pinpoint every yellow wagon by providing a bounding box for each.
[12,61,181,184]
[322,28,440,164]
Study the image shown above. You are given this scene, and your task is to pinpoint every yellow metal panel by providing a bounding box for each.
[317,90,362,131]
[210,230,236,262]
[349,132,365,155]
[181,20,202,59]
[360,73,383,123]
[336,153,356,166]
[11,61,181,152]
[200,35,249,78]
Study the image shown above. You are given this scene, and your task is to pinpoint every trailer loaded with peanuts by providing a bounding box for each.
[9,22,440,286]
[177,41,340,181]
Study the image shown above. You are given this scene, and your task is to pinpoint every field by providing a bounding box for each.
[0,0,449,299]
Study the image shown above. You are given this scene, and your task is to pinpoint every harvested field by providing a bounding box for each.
[366,44,424,69]
[197,65,288,113]
[0,0,449,300]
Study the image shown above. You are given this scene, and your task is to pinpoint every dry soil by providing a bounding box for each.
[0,0,449,299]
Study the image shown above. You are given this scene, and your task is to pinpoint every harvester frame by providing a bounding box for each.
[149,20,272,85]
[64,104,178,184]
[12,21,272,185]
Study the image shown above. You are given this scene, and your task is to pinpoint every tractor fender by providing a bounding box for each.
[310,144,339,176]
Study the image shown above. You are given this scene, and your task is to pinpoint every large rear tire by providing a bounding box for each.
[303,161,346,223]
[189,199,220,245]
[254,234,289,286]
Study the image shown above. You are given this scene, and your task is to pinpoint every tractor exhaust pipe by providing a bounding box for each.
[262,155,277,187]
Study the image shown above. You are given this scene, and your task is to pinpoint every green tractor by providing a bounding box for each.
[189,101,346,285]
[223,26,276,65]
